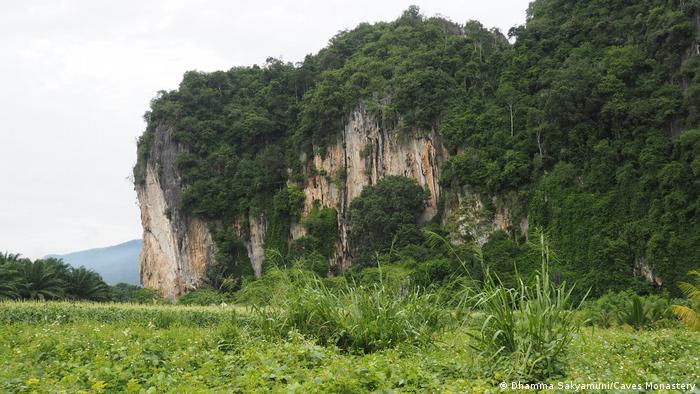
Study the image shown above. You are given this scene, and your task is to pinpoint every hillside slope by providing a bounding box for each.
[48,240,141,285]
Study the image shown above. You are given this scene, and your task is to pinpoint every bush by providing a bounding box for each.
[345,265,412,289]
[248,269,447,353]
[109,283,143,303]
[584,291,672,329]
[178,289,228,306]
[469,233,585,380]
[347,176,428,264]
[234,268,317,306]
[584,291,631,328]
[130,288,164,304]
[216,314,242,352]
[623,295,648,330]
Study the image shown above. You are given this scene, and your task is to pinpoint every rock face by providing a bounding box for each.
[136,125,215,300]
[298,105,448,268]
[442,191,529,247]
[136,107,448,297]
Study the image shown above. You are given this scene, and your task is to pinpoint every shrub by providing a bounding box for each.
[623,295,648,330]
[347,176,428,264]
[178,289,228,306]
[470,232,585,380]
[346,265,412,289]
[216,314,242,352]
[584,291,631,328]
[234,267,318,305]
[130,288,164,304]
[248,268,447,353]
[584,291,672,329]
[109,283,143,302]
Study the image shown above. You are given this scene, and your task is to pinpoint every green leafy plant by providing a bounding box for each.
[66,267,111,301]
[178,289,228,306]
[248,267,446,353]
[470,231,585,380]
[347,176,428,264]
[623,295,649,330]
[216,314,242,352]
[671,270,700,331]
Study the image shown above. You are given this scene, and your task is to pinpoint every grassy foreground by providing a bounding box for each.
[1,301,699,393]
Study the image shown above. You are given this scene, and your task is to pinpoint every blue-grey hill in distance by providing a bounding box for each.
[47,239,142,285]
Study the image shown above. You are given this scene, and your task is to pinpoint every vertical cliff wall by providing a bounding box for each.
[136,125,216,300]
[136,107,449,296]
[297,105,448,268]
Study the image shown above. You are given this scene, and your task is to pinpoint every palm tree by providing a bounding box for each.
[0,252,22,263]
[0,262,19,299]
[66,267,110,301]
[16,260,65,300]
[42,257,72,282]
[671,270,700,331]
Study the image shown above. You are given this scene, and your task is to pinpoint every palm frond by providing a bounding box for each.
[671,305,700,331]
[678,281,700,304]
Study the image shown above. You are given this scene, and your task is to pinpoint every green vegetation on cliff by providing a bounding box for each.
[135,1,700,296]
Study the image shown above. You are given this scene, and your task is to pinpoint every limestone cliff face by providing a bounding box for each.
[136,125,215,300]
[245,214,267,277]
[442,191,528,247]
[136,107,449,296]
[297,105,448,268]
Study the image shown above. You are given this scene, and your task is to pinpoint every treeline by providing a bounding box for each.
[0,253,158,303]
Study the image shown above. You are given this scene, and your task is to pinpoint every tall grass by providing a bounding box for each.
[470,231,585,380]
[247,267,447,353]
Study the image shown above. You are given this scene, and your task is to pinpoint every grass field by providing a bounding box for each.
[1,301,699,393]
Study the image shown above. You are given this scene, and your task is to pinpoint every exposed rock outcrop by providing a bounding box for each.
[136,125,215,300]
[136,107,450,296]
[634,257,663,288]
[442,192,520,246]
[297,105,448,268]
[246,214,267,277]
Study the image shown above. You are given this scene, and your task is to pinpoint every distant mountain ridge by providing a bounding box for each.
[47,239,141,285]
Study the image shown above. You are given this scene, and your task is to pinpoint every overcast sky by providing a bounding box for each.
[0,0,531,259]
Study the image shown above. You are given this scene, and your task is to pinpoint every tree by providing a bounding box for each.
[348,176,428,263]
[66,267,111,301]
[0,260,19,300]
[496,82,522,136]
[15,259,65,300]
[109,283,142,302]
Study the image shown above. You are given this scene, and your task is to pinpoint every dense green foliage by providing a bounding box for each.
[287,205,338,273]
[1,235,698,389]
[584,290,676,329]
[177,288,230,306]
[249,268,445,353]
[135,1,700,296]
[471,245,584,380]
[0,252,158,303]
[0,253,110,301]
[0,301,229,326]
[347,176,429,264]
